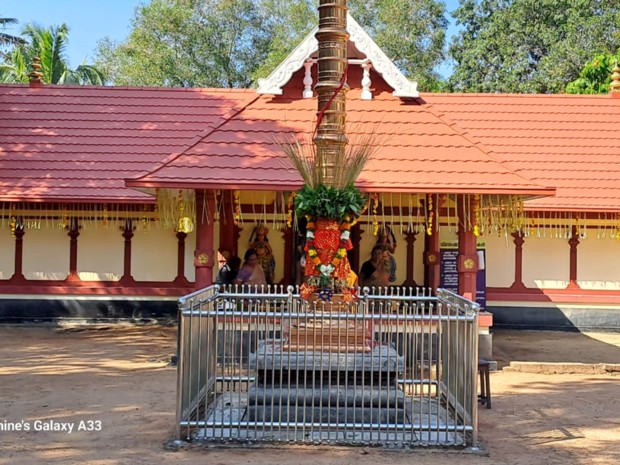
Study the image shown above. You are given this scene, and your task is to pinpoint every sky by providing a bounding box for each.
[2,0,145,68]
[2,0,462,71]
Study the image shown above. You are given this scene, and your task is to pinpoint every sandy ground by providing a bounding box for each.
[0,326,618,465]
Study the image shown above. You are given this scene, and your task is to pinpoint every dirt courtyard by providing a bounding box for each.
[0,326,618,465]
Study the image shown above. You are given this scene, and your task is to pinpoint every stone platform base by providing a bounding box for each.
[246,405,410,424]
[249,340,405,372]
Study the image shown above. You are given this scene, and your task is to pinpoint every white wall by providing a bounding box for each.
[23,228,69,280]
[77,228,123,281]
[577,237,620,290]
[522,235,568,289]
[184,230,196,282]
[485,233,515,287]
[131,228,178,281]
[0,228,15,279]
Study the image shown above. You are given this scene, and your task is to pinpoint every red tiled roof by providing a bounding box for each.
[422,93,620,211]
[0,85,257,202]
[127,87,553,196]
[6,82,620,212]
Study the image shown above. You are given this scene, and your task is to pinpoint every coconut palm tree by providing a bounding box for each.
[0,22,106,85]
[0,16,24,57]
[0,16,22,46]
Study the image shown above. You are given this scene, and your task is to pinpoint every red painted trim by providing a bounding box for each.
[457,195,477,301]
[479,312,493,327]
[488,286,620,304]
[423,228,438,290]
[0,280,194,297]
[194,191,216,288]
[219,190,241,257]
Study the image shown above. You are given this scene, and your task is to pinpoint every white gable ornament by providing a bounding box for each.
[257,13,418,99]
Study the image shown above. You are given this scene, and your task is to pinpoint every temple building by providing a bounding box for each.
[1,14,619,331]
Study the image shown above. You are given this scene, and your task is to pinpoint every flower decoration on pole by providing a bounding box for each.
[279,0,381,303]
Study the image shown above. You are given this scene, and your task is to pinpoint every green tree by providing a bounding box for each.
[96,0,271,88]
[0,23,106,84]
[566,51,620,94]
[0,16,24,57]
[96,0,448,90]
[349,0,448,91]
[251,0,316,83]
[449,0,620,93]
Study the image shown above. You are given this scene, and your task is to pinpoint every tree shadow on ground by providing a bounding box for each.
[492,329,620,368]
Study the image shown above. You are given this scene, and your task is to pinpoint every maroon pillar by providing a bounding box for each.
[11,220,25,282]
[350,223,362,273]
[511,232,526,290]
[120,220,135,285]
[457,196,478,301]
[67,218,80,281]
[194,190,216,289]
[423,229,440,291]
[175,231,189,284]
[568,225,580,289]
[281,226,294,285]
[404,231,418,287]
[219,190,241,257]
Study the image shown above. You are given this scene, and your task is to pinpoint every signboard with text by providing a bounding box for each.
[439,240,486,309]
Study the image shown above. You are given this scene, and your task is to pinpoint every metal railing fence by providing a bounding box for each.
[176,285,479,447]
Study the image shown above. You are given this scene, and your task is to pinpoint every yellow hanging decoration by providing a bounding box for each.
[426,194,433,235]
[9,216,16,236]
[371,193,379,235]
[176,190,194,233]
[142,205,148,231]
[233,190,241,226]
[473,194,481,237]
[286,192,297,228]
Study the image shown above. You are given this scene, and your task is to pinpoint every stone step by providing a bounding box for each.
[248,385,406,408]
[250,340,405,372]
[256,369,398,386]
[245,405,410,424]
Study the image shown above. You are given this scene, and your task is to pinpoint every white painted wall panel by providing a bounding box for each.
[0,228,15,278]
[23,228,69,280]
[485,233,515,287]
[131,229,177,281]
[77,228,123,281]
[522,236,568,289]
[577,237,620,290]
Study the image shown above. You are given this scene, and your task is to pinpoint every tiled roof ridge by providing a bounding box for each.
[420,92,614,100]
[0,195,155,204]
[126,93,263,186]
[0,83,256,93]
[420,101,552,190]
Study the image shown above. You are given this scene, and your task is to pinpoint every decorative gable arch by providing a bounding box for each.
[257,13,418,98]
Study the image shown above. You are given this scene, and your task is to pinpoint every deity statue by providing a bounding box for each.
[249,224,276,284]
